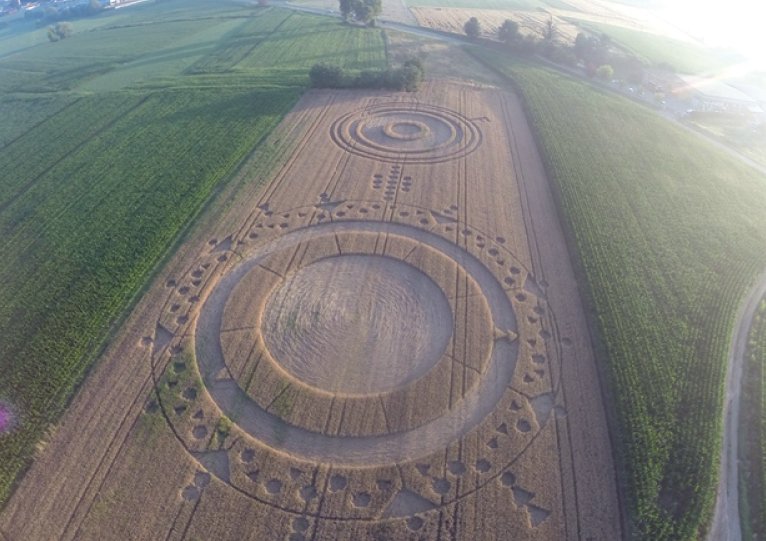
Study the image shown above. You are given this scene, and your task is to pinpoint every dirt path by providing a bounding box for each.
[709,272,766,541]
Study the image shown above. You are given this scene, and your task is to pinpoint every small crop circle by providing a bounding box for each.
[331,104,481,164]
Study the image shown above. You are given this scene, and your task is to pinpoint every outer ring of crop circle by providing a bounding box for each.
[190,217,523,466]
[152,201,565,521]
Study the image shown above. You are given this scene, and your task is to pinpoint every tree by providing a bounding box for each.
[596,64,614,80]
[339,0,352,20]
[309,63,346,87]
[464,17,480,40]
[89,0,103,14]
[340,0,381,24]
[308,57,424,92]
[574,32,591,59]
[573,31,609,66]
[47,22,73,42]
[498,19,520,45]
[353,0,381,24]
[542,16,556,42]
[399,57,425,91]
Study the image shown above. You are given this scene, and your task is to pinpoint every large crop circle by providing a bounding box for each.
[261,255,453,395]
[192,219,519,465]
[153,202,561,521]
[331,104,482,164]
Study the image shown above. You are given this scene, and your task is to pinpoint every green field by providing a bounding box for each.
[0,0,386,506]
[0,95,77,147]
[404,0,555,10]
[573,21,740,75]
[740,299,766,539]
[686,112,766,170]
[469,47,766,539]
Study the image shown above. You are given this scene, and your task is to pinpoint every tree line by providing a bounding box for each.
[309,58,425,92]
[464,16,642,82]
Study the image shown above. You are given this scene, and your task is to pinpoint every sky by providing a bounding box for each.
[655,0,766,66]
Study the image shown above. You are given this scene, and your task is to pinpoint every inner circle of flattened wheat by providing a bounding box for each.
[260,254,454,395]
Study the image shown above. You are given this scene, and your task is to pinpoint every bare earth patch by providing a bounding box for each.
[0,82,620,539]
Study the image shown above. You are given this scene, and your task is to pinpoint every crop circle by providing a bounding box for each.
[331,104,481,163]
[154,201,561,521]
[192,216,523,465]
[261,255,453,395]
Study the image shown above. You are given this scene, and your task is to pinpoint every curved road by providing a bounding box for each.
[709,272,766,541]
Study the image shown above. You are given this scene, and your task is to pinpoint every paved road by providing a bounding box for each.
[709,273,766,541]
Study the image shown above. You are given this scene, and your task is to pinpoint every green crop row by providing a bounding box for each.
[219,12,389,86]
[0,18,217,93]
[184,8,294,74]
[0,85,301,505]
[0,95,77,148]
[0,1,386,506]
[468,47,766,539]
[740,299,766,539]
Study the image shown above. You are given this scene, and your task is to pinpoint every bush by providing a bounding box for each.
[545,44,577,67]
[309,57,425,92]
[464,17,480,40]
[596,64,614,80]
[498,19,519,45]
[309,63,347,88]
[397,63,424,92]
[339,0,382,24]
[47,22,73,42]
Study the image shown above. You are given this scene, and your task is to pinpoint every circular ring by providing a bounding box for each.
[382,120,431,141]
[331,104,482,164]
